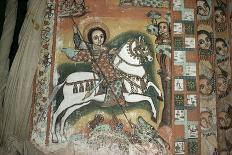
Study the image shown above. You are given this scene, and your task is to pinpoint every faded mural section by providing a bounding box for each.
[197,0,218,154]
[31,0,172,154]
[216,0,232,154]
[29,0,232,154]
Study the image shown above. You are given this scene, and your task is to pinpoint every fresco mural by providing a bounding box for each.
[31,0,172,154]
[29,0,232,154]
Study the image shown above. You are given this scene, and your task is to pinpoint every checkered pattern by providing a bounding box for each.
[137,0,162,7]
[73,50,116,83]
[93,53,116,83]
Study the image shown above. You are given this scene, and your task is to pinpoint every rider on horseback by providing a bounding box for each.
[65,22,126,106]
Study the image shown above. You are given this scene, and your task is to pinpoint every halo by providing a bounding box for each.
[83,22,110,43]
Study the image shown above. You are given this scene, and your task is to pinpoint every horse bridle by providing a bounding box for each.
[114,39,152,68]
[114,53,144,67]
[128,38,151,59]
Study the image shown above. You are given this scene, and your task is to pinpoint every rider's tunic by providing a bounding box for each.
[71,48,116,85]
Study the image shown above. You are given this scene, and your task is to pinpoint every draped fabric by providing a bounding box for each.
[0,0,46,154]
[0,0,18,147]
[0,0,231,154]
[0,0,17,116]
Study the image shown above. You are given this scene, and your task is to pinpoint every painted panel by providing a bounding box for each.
[31,0,172,154]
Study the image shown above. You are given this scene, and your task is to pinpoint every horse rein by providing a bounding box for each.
[114,40,152,68]
[114,53,144,67]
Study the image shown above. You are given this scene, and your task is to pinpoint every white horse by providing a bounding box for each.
[51,36,162,142]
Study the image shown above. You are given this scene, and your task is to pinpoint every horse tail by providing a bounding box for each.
[36,80,66,123]
[147,81,163,101]
[48,81,66,103]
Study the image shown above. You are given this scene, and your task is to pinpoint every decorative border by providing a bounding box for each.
[215,0,232,154]
[30,0,56,145]
[172,0,200,154]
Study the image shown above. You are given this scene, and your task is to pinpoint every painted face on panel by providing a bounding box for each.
[217,58,230,73]
[200,111,212,128]
[158,22,169,35]
[91,30,105,46]
[216,39,228,56]
[215,9,226,23]
[197,0,210,16]
[200,78,213,95]
[198,32,211,50]
[217,75,228,95]
[218,111,231,128]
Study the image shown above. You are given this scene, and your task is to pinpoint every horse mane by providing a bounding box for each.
[106,31,154,53]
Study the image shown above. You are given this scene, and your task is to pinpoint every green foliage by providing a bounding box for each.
[67,100,153,124]
[56,63,92,83]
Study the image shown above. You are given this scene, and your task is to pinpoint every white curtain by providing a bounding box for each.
[0,0,47,154]
[0,0,17,114]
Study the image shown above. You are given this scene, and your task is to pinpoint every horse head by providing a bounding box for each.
[129,36,153,63]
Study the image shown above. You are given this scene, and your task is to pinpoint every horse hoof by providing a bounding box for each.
[52,138,58,143]
[52,134,59,143]
[157,96,163,101]
[151,116,157,123]
[61,135,67,142]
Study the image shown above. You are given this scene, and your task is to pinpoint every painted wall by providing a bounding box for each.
[30,0,232,154]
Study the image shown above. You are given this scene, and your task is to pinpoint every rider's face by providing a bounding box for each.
[91,30,105,46]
